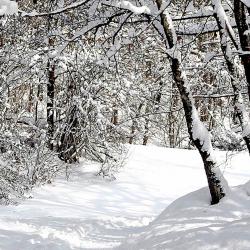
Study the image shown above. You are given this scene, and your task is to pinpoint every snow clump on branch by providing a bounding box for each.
[117,1,151,15]
[0,0,18,15]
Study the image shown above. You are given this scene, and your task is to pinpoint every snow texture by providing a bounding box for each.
[191,108,214,156]
[0,0,17,15]
[244,30,250,36]
[213,0,237,37]
[119,181,250,250]
[117,1,151,15]
[0,145,248,249]
[241,0,250,7]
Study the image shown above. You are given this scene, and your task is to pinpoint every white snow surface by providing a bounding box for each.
[0,145,249,249]
[117,1,151,15]
[0,0,17,15]
[191,108,214,156]
[119,183,250,250]
[241,0,250,7]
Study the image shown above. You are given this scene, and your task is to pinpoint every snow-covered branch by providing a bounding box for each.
[116,1,151,15]
[21,0,91,17]
[0,0,18,15]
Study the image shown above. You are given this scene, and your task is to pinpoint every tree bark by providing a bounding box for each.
[234,0,250,99]
[57,76,79,163]
[47,58,55,150]
[111,108,118,125]
[155,0,226,204]
[47,13,55,150]
[142,105,149,146]
[213,0,250,154]
[58,105,79,163]
[129,103,143,144]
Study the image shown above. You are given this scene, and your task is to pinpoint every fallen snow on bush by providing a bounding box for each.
[0,145,249,249]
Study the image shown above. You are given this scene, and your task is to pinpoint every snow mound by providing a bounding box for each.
[118,182,250,250]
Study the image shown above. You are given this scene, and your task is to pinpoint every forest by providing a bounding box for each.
[0,0,250,249]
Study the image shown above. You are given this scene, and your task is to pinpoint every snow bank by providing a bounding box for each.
[118,181,250,250]
[0,0,18,15]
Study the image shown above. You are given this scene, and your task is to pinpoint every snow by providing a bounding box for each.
[241,0,250,7]
[0,0,17,15]
[192,108,214,155]
[242,123,250,137]
[0,145,249,249]
[163,10,177,45]
[244,30,250,36]
[119,182,250,250]
[212,0,238,49]
[117,1,151,15]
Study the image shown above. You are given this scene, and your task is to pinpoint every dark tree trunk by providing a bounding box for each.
[142,81,163,146]
[111,108,118,125]
[129,103,143,144]
[58,105,79,163]
[57,76,79,163]
[234,0,250,99]
[142,114,149,145]
[47,12,55,150]
[47,59,55,150]
[155,0,226,204]
[213,1,250,154]
[168,84,179,148]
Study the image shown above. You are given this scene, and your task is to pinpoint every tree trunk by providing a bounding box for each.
[47,59,55,150]
[47,13,55,150]
[142,110,149,145]
[111,108,118,125]
[155,0,226,204]
[234,0,250,99]
[142,81,163,146]
[129,103,143,144]
[57,76,79,163]
[213,0,250,153]
[168,84,179,147]
[58,105,79,163]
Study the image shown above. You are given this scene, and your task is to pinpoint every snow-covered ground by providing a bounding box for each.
[119,184,250,250]
[0,145,249,249]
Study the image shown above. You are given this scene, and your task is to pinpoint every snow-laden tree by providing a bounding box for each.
[1,0,250,204]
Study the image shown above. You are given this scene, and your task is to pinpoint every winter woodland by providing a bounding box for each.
[0,0,250,249]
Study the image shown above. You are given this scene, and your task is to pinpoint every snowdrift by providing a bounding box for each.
[119,182,250,250]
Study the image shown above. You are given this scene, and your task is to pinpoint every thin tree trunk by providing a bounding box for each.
[129,103,143,144]
[111,108,118,125]
[58,105,79,163]
[168,83,179,147]
[142,81,163,146]
[213,0,250,153]
[142,104,149,146]
[155,0,226,204]
[234,0,250,99]
[47,58,55,149]
[47,13,55,150]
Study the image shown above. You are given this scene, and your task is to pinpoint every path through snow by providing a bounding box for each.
[0,145,248,249]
